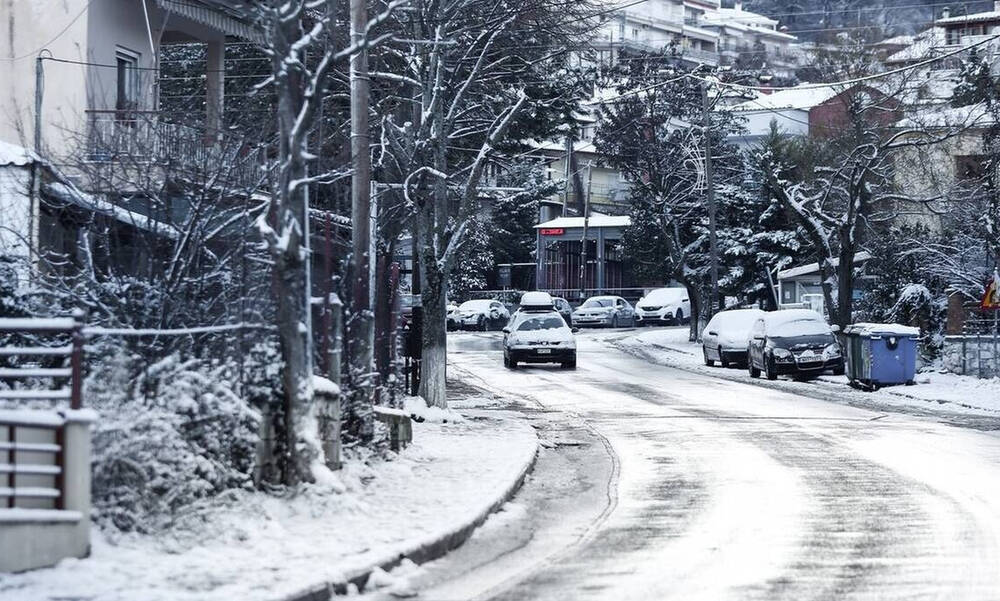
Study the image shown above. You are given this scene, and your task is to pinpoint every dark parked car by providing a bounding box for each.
[748,309,845,380]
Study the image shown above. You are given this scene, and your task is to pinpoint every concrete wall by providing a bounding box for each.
[0,0,91,152]
[0,162,33,283]
[892,130,984,231]
[0,414,93,573]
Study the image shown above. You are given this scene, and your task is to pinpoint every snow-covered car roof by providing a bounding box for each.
[763,309,825,326]
[459,299,497,309]
[520,291,554,308]
[707,308,764,329]
[641,288,687,304]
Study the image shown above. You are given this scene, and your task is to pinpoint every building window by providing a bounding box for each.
[955,155,987,182]
[632,27,639,38]
[115,47,140,112]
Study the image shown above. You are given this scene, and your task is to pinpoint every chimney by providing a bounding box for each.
[995,1,1000,12]
[734,1,743,11]
[942,7,950,19]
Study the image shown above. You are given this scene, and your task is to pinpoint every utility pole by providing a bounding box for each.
[578,162,593,298]
[702,81,719,315]
[563,133,574,216]
[348,0,374,411]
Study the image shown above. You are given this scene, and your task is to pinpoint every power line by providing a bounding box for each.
[0,1,93,62]
[684,31,1000,92]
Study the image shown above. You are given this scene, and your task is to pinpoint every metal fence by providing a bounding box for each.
[0,313,85,510]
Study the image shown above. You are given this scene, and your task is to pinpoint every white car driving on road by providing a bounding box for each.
[503,310,577,369]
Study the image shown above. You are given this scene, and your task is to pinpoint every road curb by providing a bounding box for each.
[612,339,1000,424]
[277,419,540,600]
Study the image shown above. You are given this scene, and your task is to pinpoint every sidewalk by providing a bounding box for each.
[0,400,538,601]
[616,328,1000,417]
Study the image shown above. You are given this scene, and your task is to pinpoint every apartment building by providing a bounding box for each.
[0,0,262,279]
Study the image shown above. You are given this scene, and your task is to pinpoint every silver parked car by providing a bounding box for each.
[702,308,764,367]
[571,295,635,328]
[455,299,511,331]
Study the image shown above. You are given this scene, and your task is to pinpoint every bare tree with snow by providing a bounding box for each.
[373,0,594,408]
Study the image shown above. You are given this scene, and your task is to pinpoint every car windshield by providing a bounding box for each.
[516,316,565,331]
[459,300,493,311]
[581,298,613,308]
[770,319,831,337]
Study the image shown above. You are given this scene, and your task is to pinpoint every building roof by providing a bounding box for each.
[732,85,842,112]
[777,251,871,280]
[535,212,630,229]
[884,27,946,64]
[154,0,264,43]
[0,140,37,167]
[702,7,797,41]
[935,11,1000,26]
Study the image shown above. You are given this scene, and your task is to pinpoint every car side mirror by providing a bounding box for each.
[571,327,580,333]
[502,327,510,334]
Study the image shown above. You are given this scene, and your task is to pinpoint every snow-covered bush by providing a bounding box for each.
[88,347,261,533]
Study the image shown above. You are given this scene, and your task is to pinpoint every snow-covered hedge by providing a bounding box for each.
[87,347,263,533]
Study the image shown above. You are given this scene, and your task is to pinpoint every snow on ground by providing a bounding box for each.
[0,407,537,601]
[618,327,1000,416]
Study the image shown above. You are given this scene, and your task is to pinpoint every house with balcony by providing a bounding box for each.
[592,0,721,67]
[701,2,801,80]
[0,0,264,281]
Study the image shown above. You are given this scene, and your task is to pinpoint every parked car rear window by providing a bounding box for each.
[516,316,565,331]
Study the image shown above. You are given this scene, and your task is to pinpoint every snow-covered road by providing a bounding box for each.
[420,330,1000,600]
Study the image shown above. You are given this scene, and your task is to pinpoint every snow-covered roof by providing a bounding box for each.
[875,34,915,48]
[732,85,842,112]
[885,28,947,64]
[702,7,797,41]
[897,103,995,129]
[777,251,872,280]
[44,182,180,239]
[0,140,37,167]
[936,11,1000,26]
[535,212,630,229]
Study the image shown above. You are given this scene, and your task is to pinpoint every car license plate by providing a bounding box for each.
[536,348,551,354]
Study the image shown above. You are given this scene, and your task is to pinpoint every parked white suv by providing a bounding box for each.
[635,288,690,326]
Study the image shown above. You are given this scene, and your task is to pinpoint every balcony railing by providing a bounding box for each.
[85,110,268,191]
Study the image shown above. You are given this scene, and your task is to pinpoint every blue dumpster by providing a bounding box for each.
[842,323,920,390]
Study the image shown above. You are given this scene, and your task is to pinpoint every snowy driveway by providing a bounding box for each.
[437,330,1000,601]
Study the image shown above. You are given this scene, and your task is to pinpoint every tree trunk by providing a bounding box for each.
[345,0,375,442]
[679,276,702,342]
[273,157,317,485]
[418,219,448,408]
[835,246,855,328]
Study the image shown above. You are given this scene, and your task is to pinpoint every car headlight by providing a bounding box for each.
[823,343,841,359]
[772,347,792,360]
